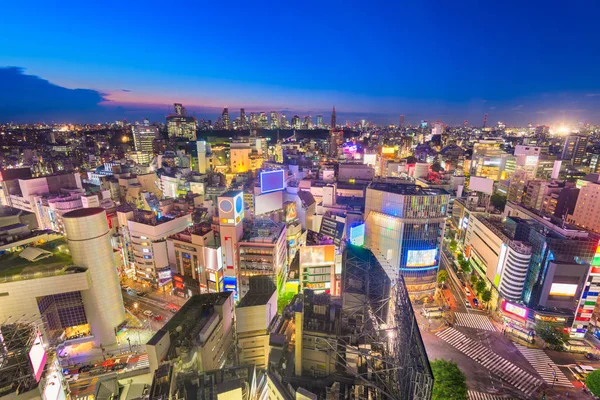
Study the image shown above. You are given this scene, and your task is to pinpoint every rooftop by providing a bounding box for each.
[241,219,285,244]
[0,238,82,281]
[368,181,450,196]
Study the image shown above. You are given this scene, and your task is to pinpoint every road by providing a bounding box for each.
[121,289,175,331]
[427,241,596,399]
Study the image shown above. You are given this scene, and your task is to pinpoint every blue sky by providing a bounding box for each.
[1,0,600,125]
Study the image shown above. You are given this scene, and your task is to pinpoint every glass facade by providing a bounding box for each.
[37,291,87,333]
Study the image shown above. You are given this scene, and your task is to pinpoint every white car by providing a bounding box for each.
[465,288,471,297]
[143,310,153,317]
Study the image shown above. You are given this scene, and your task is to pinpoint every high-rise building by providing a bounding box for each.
[132,121,159,165]
[364,182,449,298]
[568,174,600,232]
[291,115,301,129]
[302,115,311,129]
[280,113,289,129]
[269,111,279,129]
[258,112,268,128]
[222,106,230,129]
[316,115,323,128]
[166,103,197,141]
[240,108,247,128]
[331,106,336,129]
[561,135,588,166]
[400,114,405,128]
[63,208,126,346]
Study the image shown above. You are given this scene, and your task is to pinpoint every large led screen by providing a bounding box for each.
[300,245,335,266]
[406,249,437,267]
[549,283,578,297]
[349,223,365,247]
[260,170,285,194]
[29,333,47,382]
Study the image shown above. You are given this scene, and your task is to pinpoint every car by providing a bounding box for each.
[143,310,153,317]
[126,288,137,295]
[585,353,599,361]
[465,288,471,297]
[464,299,471,308]
[472,298,479,307]
[153,315,163,321]
[66,374,79,382]
[168,306,179,313]
[111,363,126,371]
[136,291,146,297]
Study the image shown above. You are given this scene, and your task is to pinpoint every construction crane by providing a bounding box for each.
[483,113,488,128]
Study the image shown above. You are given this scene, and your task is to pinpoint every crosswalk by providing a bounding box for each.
[467,391,512,400]
[437,328,542,397]
[455,312,497,331]
[514,344,572,387]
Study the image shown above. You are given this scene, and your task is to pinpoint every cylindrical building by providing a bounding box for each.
[498,242,532,301]
[63,208,125,346]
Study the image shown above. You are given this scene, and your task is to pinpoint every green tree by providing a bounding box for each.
[476,279,486,294]
[470,274,478,286]
[586,369,600,397]
[490,193,507,211]
[448,239,458,253]
[481,289,492,304]
[535,321,568,350]
[457,253,464,263]
[430,359,468,400]
[459,259,471,274]
[437,270,448,284]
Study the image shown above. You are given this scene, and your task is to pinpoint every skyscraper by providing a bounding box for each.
[222,107,231,129]
[561,135,588,166]
[240,108,247,128]
[400,114,405,128]
[316,115,323,128]
[259,112,268,128]
[167,103,197,141]
[291,115,301,129]
[269,111,279,129]
[331,106,336,129]
[132,120,159,165]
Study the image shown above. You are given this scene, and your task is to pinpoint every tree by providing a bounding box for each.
[437,270,448,284]
[448,239,458,253]
[490,194,507,211]
[476,279,486,294]
[430,359,468,400]
[457,253,465,263]
[459,259,470,274]
[535,321,568,350]
[470,274,478,286]
[586,369,600,397]
[481,289,492,304]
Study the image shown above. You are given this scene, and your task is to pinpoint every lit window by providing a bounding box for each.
[142,249,150,253]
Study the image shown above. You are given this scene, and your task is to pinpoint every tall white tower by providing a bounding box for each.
[218,191,245,298]
[63,208,126,346]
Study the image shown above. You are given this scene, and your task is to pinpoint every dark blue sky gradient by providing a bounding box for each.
[1,0,600,125]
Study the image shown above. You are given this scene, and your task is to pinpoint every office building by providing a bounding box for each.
[561,135,588,166]
[299,244,336,295]
[240,108,247,128]
[167,104,197,141]
[364,182,449,298]
[291,115,300,129]
[470,139,506,180]
[400,114,405,128]
[133,121,160,165]
[238,219,287,299]
[316,115,323,128]
[117,207,192,288]
[568,174,600,233]
[222,106,231,130]
[269,111,279,129]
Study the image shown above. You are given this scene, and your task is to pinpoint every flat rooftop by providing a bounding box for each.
[241,220,285,243]
[369,181,449,196]
[0,238,77,280]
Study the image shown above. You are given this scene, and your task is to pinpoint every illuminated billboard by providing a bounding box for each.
[300,245,335,266]
[502,300,528,319]
[381,146,395,155]
[406,249,437,267]
[285,201,297,223]
[29,332,46,382]
[349,223,365,247]
[549,283,578,297]
[260,170,285,194]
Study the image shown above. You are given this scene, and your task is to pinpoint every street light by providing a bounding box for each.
[134,303,138,309]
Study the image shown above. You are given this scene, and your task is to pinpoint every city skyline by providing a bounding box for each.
[2,1,600,125]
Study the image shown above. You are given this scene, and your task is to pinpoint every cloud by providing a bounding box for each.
[121,89,131,92]
[586,93,600,97]
[0,67,108,122]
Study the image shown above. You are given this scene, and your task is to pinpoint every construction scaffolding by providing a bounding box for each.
[0,321,41,396]
[337,245,433,400]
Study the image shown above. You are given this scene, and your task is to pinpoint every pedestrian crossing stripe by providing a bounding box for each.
[437,328,542,397]
[454,312,497,331]
[514,344,572,387]
[467,390,513,400]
